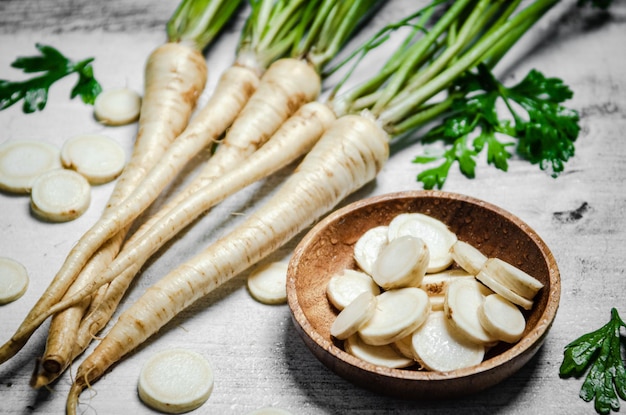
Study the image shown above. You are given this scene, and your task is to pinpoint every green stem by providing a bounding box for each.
[370,0,477,114]
[167,0,244,50]
[379,0,558,130]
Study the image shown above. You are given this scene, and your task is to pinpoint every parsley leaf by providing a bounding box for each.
[413,65,579,189]
[560,308,626,414]
[0,43,102,113]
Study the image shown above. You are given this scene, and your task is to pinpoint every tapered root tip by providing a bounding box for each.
[0,338,26,366]
[66,382,84,415]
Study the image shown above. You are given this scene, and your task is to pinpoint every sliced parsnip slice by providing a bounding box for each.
[359,287,430,346]
[138,348,214,414]
[344,334,415,369]
[482,258,544,300]
[326,269,380,310]
[247,262,289,305]
[476,268,534,310]
[0,140,62,193]
[30,169,91,222]
[0,257,29,304]
[387,213,457,273]
[419,269,473,297]
[392,334,415,360]
[411,311,485,372]
[353,225,388,275]
[61,134,126,184]
[330,291,377,340]
[94,87,142,126]
[444,278,497,345]
[478,294,526,343]
[372,235,429,290]
[450,240,488,275]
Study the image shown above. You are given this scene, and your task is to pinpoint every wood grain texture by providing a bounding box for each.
[1,1,625,414]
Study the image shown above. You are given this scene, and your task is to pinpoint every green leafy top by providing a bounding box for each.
[414,65,579,189]
[236,0,383,75]
[0,44,102,113]
[560,308,626,415]
[325,0,585,189]
[167,0,244,50]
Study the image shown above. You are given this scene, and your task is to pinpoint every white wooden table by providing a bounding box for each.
[1,1,625,414]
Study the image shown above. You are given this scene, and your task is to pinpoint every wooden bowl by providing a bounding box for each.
[286,190,560,399]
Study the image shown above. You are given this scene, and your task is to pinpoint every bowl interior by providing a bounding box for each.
[287,191,560,398]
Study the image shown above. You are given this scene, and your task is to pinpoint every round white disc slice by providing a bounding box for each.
[358,287,430,346]
[478,293,526,343]
[0,257,29,304]
[247,262,289,304]
[387,213,457,273]
[61,134,126,184]
[353,225,388,275]
[411,311,485,372]
[30,169,91,222]
[0,140,62,193]
[94,87,142,126]
[330,291,377,340]
[138,348,214,414]
[326,269,380,310]
[344,334,415,369]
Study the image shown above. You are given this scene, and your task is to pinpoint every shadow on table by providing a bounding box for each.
[282,320,544,414]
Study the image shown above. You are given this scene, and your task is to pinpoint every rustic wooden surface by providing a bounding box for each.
[1,1,625,414]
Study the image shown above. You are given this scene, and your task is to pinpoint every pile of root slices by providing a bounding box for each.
[326,212,544,372]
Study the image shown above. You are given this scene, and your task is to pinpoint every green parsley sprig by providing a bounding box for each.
[414,64,579,189]
[0,43,102,113]
[560,308,626,414]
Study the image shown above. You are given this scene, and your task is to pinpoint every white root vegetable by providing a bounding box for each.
[475,267,534,310]
[0,257,29,305]
[358,287,430,346]
[65,113,390,413]
[69,59,320,352]
[444,278,497,346]
[1,41,208,367]
[0,140,62,194]
[392,335,415,360]
[344,333,414,369]
[31,64,257,387]
[371,235,429,290]
[40,101,335,335]
[387,213,457,273]
[247,262,290,305]
[481,258,544,300]
[450,240,487,275]
[137,348,214,414]
[326,269,380,311]
[411,311,485,372]
[478,294,526,343]
[93,88,142,126]
[330,291,377,340]
[60,134,126,185]
[30,169,91,222]
[353,225,388,275]
[29,99,333,388]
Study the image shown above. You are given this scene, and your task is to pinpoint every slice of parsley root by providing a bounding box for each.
[560,308,626,414]
[0,43,102,113]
